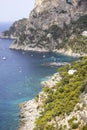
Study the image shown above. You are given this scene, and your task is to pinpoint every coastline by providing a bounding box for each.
[0,34,17,40]
[9,42,85,58]
[18,71,87,130]
[1,0,87,129]
[18,72,62,130]
[1,36,87,130]
[1,35,86,58]
[2,36,87,129]
[9,43,49,53]
[18,99,40,130]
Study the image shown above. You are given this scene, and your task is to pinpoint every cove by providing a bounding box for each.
[0,38,77,130]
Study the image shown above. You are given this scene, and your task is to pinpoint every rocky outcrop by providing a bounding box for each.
[18,99,40,130]
[18,72,61,130]
[3,0,87,53]
[42,62,69,67]
[3,18,28,38]
[82,31,87,37]
[18,72,87,130]
[18,91,48,130]
[50,93,87,130]
[41,72,62,88]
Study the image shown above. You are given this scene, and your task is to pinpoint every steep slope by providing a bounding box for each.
[3,18,28,38]
[19,57,87,130]
[33,56,87,130]
[3,0,87,54]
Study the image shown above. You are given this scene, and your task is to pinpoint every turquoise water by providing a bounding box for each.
[0,23,77,130]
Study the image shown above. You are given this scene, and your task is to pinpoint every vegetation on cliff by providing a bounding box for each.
[34,57,87,130]
[2,0,87,130]
[60,15,87,54]
[3,18,28,37]
[2,0,87,54]
[64,35,87,54]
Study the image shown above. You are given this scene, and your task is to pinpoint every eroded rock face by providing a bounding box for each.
[34,0,61,13]
[3,0,87,52]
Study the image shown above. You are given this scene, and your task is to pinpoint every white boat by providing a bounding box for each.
[2,57,6,60]
[43,55,46,58]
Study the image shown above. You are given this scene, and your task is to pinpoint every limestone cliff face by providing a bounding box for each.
[34,0,61,13]
[3,0,87,52]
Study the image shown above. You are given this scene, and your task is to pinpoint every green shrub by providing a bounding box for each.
[35,94,39,102]
[71,122,79,129]
[68,116,77,126]
[81,125,87,130]
[47,25,63,40]
[34,57,87,129]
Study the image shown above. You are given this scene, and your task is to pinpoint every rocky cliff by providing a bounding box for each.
[3,0,87,54]
[18,57,87,130]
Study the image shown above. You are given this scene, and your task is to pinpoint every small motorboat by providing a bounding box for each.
[43,55,46,58]
[2,57,6,60]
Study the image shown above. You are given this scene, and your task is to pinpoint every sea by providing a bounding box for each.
[0,22,77,130]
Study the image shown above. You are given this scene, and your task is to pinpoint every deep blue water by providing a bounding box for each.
[0,23,77,130]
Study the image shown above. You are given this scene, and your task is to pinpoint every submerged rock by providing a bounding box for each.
[42,62,69,67]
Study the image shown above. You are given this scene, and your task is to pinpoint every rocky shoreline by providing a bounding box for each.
[18,99,40,130]
[41,72,62,88]
[0,34,17,40]
[42,62,69,67]
[1,32,87,58]
[18,72,61,130]
[9,43,49,52]
[9,41,82,57]
[1,0,87,129]
[18,70,87,130]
